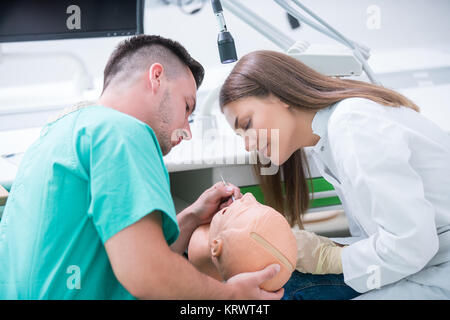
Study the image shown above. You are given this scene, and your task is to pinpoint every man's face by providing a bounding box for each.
[154,69,197,156]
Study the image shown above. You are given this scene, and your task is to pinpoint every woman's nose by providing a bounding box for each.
[244,134,258,152]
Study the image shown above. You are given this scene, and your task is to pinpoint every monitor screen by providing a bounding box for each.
[0,0,144,43]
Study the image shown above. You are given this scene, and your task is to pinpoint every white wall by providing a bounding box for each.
[0,0,449,129]
[145,0,450,69]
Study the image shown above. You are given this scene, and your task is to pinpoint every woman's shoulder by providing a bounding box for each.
[329,97,390,125]
[326,97,398,140]
[332,97,383,118]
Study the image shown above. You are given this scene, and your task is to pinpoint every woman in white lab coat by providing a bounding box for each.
[219,50,450,299]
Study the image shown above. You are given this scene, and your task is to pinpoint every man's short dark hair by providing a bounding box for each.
[102,34,205,92]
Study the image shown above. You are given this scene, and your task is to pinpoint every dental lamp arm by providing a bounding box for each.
[276,0,381,85]
[201,0,379,116]
[273,0,370,59]
[223,0,295,51]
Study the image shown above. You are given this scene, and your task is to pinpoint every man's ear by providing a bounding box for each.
[211,238,223,258]
[148,63,164,94]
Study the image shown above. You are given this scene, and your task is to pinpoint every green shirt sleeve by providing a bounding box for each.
[74,107,179,245]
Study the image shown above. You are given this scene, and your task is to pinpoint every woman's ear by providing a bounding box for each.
[211,238,223,258]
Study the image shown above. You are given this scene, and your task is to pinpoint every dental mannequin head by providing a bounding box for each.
[188,193,297,291]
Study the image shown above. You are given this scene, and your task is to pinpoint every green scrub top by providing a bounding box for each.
[0,106,179,299]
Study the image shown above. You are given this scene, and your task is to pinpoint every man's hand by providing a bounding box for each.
[189,181,242,226]
[226,264,284,300]
[105,212,282,299]
[170,182,242,254]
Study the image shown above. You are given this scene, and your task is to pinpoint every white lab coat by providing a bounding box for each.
[309,97,450,299]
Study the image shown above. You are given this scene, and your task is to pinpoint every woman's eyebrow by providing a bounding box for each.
[234,116,239,130]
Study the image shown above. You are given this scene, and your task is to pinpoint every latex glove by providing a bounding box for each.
[293,229,344,274]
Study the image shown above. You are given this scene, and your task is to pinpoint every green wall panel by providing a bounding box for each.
[240,177,341,209]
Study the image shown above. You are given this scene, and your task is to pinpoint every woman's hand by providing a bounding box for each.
[294,229,344,274]
[189,181,242,226]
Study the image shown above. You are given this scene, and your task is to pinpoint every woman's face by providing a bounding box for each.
[222,95,299,166]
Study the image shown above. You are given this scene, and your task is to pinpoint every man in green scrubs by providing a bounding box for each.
[0,35,282,299]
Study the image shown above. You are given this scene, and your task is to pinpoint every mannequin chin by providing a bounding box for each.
[188,193,297,291]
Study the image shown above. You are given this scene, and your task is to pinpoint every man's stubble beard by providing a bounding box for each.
[155,90,173,156]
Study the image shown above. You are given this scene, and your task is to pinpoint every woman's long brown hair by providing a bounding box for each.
[219,50,419,229]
